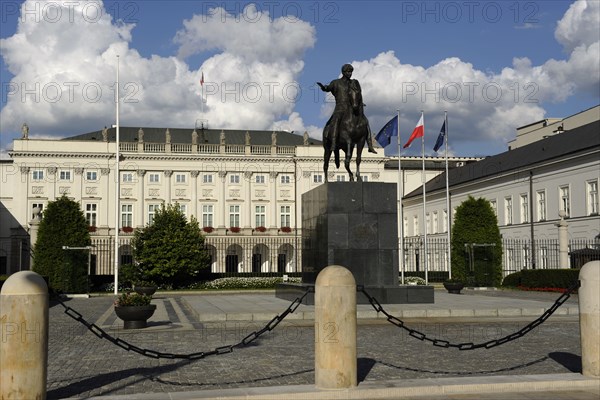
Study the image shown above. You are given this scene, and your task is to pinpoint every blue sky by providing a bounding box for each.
[1,0,599,158]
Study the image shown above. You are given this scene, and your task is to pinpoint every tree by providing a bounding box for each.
[131,203,209,286]
[450,196,503,286]
[33,196,90,293]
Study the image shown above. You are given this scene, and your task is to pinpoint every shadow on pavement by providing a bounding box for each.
[375,356,549,376]
[549,352,582,373]
[358,357,377,382]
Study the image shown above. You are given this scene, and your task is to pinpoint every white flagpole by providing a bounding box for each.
[201,72,204,115]
[421,111,428,285]
[113,55,120,295]
[397,110,404,285]
[444,111,452,279]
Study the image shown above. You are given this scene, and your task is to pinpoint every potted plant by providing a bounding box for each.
[133,280,158,296]
[114,292,156,329]
[443,278,465,294]
[202,226,214,233]
[280,226,292,233]
[121,226,134,233]
[229,226,241,233]
[255,226,267,233]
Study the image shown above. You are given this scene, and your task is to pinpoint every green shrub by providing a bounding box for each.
[502,269,579,289]
[114,292,152,306]
[404,271,448,282]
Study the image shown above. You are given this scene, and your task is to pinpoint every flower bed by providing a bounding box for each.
[199,276,301,290]
[202,226,214,233]
[229,227,241,233]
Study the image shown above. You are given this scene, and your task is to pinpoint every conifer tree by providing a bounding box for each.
[450,196,503,286]
[33,195,90,293]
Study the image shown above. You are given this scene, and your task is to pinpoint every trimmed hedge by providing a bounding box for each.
[502,269,580,289]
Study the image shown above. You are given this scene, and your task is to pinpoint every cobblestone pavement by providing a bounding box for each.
[46,295,585,400]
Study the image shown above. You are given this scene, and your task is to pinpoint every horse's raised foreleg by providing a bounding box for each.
[344,143,355,181]
[356,142,364,182]
[323,148,332,182]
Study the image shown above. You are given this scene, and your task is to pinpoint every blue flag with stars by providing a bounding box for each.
[375,115,398,147]
[433,120,446,152]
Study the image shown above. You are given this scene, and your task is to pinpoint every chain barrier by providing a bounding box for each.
[359,280,580,351]
[55,288,312,360]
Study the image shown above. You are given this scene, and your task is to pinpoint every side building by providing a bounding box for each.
[402,105,600,277]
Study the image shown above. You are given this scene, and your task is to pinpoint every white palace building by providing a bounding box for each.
[1,105,597,279]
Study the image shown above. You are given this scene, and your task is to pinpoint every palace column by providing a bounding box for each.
[136,170,146,227]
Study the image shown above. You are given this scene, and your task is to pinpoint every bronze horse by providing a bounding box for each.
[322,84,371,182]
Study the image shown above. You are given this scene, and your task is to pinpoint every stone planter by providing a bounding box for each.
[443,282,465,294]
[133,285,157,296]
[114,304,157,329]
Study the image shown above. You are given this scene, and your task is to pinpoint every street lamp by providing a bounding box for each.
[62,245,95,295]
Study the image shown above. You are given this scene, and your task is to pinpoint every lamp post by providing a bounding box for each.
[62,245,95,295]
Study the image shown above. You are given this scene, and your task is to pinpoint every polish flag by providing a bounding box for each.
[403,114,424,149]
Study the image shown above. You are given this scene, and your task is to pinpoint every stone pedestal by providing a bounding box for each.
[276,182,433,304]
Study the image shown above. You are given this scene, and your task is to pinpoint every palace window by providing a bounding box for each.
[559,185,570,217]
[85,203,97,227]
[520,194,529,223]
[86,171,98,181]
[504,196,513,225]
[149,173,160,183]
[587,180,598,215]
[121,204,133,228]
[280,205,291,227]
[229,205,240,227]
[536,190,546,221]
[255,205,266,227]
[202,204,214,227]
[148,204,160,224]
[59,170,71,181]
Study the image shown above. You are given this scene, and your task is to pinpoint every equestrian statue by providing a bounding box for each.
[317,64,376,182]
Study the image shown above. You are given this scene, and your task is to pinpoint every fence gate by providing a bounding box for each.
[465,243,496,286]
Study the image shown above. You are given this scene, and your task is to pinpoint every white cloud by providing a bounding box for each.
[336,0,599,155]
[0,0,598,158]
[555,0,600,53]
[0,0,316,140]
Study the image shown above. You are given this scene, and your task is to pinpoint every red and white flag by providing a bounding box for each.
[403,114,424,149]
[200,72,204,86]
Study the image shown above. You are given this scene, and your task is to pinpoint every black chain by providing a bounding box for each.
[359,280,580,351]
[55,288,312,360]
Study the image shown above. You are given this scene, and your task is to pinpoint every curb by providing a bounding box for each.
[84,373,599,399]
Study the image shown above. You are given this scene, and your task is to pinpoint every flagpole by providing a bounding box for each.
[444,111,452,279]
[201,72,204,116]
[420,110,428,285]
[113,55,120,295]
[397,110,404,285]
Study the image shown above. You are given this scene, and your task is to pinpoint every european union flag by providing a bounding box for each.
[433,120,446,152]
[375,115,398,147]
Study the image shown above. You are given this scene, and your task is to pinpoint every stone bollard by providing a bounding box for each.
[579,261,600,377]
[315,265,357,389]
[1,271,49,400]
